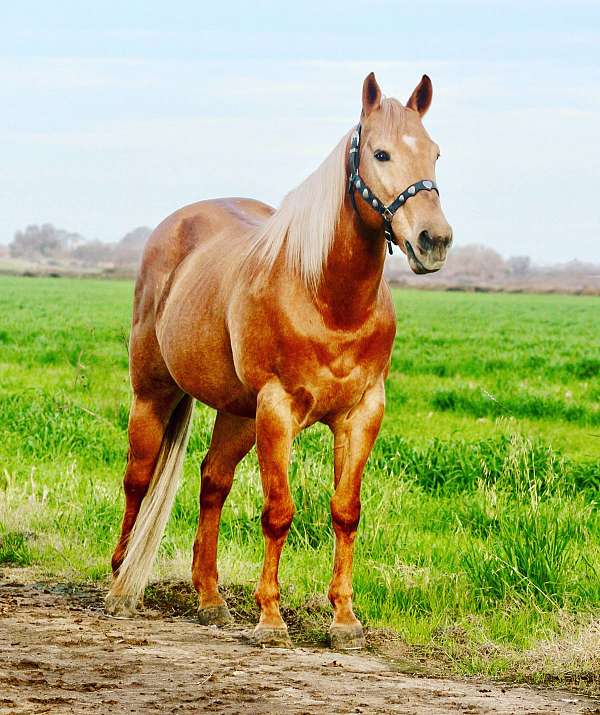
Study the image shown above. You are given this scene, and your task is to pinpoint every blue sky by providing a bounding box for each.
[1,1,599,262]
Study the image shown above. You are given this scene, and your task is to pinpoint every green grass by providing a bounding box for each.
[0,276,599,686]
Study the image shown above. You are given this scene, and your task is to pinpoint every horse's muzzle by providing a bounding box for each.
[406,228,453,274]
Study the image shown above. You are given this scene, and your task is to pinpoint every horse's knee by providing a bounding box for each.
[261,498,295,540]
[331,496,361,534]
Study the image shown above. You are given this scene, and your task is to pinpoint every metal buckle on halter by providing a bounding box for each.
[382,207,394,222]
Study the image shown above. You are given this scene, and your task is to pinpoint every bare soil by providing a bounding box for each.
[1,578,599,715]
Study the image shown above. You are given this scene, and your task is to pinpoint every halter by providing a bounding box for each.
[348,124,439,255]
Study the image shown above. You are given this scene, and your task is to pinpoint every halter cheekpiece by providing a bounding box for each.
[348,124,439,255]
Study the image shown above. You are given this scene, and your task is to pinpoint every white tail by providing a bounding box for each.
[107,395,194,609]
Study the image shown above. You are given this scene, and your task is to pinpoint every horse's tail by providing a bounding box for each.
[106,394,195,612]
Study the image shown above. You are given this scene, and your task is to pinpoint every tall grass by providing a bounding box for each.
[1,276,599,681]
[432,386,600,426]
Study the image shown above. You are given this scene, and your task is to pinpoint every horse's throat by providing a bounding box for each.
[318,225,387,328]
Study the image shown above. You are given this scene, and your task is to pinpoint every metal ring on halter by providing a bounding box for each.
[348,123,439,254]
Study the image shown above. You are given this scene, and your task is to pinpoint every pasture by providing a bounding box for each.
[1,275,598,687]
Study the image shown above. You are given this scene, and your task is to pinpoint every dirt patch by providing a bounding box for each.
[1,577,599,714]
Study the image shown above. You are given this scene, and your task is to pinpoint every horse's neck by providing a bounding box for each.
[316,199,387,327]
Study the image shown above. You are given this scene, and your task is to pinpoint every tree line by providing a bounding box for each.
[9,224,152,268]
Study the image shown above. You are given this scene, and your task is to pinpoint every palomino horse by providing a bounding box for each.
[106,72,452,649]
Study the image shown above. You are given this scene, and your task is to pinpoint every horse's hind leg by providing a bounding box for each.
[193,412,255,625]
[111,384,182,577]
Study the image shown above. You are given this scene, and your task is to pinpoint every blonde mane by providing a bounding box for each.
[247,129,352,288]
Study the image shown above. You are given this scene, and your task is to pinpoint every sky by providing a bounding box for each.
[1,0,599,263]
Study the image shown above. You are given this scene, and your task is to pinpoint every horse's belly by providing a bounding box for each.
[169,356,256,417]
[159,323,257,417]
[156,268,257,418]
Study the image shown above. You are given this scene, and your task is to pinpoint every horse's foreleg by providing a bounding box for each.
[253,381,296,647]
[192,412,255,625]
[328,383,385,650]
[111,388,181,575]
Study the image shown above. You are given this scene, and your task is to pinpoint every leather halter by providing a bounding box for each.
[348,124,439,255]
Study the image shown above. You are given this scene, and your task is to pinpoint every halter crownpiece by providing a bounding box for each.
[348,124,439,255]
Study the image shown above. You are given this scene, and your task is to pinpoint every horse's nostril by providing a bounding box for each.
[418,230,452,252]
[418,230,434,252]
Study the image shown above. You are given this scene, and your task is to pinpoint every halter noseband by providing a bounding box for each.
[348,124,439,255]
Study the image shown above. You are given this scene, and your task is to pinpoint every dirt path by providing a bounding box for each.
[1,581,598,715]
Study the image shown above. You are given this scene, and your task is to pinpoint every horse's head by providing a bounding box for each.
[352,72,452,274]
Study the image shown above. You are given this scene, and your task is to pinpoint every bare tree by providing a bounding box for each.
[72,240,114,265]
[443,245,507,280]
[113,226,152,267]
[9,224,84,262]
[506,255,531,277]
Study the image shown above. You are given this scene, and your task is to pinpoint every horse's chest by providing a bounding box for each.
[317,340,376,382]
[336,340,382,378]
[236,296,395,418]
[287,331,390,415]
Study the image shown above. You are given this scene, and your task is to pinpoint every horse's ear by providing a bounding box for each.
[406,74,433,117]
[362,72,382,117]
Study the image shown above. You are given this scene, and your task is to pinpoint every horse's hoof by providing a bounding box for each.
[330,623,366,650]
[253,624,292,648]
[197,604,233,626]
[104,594,138,619]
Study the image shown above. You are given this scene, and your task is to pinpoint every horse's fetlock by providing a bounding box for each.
[328,584,353,605]
[255,583,280,607]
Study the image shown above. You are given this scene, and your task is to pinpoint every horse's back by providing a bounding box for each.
[134,197,273,321]
[141,198,274,282]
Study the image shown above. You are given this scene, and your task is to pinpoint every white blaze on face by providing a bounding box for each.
[402,134,418,153]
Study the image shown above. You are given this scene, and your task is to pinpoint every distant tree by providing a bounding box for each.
[8,223,152,271]
[72,240,114,265]
[506,255,531,277]
[113,226,152,267]
[9,223,84,262]
[444,245,507,280]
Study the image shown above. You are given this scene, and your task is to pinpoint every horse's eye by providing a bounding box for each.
[374,150,390,162]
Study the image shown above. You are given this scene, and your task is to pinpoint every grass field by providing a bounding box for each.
[1,275,598,688]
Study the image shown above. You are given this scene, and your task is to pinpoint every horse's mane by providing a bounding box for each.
[246,128,352,289]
